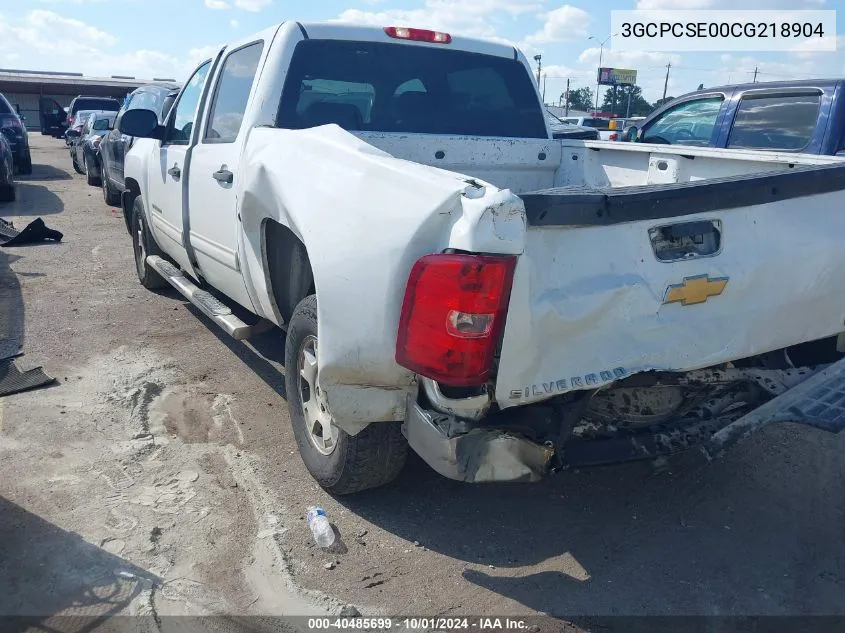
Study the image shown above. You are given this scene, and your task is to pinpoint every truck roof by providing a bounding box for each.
[685,77,843,96]
[296,22,519,60]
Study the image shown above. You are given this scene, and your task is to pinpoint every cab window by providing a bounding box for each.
[727,92,820,151]
[641,97,723,146]
[204,41,264,143]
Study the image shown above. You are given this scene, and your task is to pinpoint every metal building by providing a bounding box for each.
[0,69,177,131]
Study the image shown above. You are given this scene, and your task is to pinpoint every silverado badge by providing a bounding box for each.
[663,274,729,306]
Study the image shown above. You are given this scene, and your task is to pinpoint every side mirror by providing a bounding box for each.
[626,125,639,142]
[119,108,163,140]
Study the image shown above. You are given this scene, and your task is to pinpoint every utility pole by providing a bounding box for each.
[534,54,542,86]
[662,62,671,101]
[752,66,758,82]
[564,78,570,116]
[626,86,632,118]
[589,33,617,114]
[542,74,547,104]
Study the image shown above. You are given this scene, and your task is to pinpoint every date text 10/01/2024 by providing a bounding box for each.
[306,617,538,631]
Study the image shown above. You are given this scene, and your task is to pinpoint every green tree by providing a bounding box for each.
[652,96,675,110]
[601,85,653,117]
[567,87,594,112]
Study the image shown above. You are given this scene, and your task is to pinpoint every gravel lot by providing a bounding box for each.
[1,135,844,631]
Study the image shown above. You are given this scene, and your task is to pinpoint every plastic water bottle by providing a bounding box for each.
[306,507,335,548]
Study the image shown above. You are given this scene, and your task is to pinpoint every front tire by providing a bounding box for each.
[0,184,14,202]
[284,295,408,494]
[71,151,83,174]
[131,197,167,290]
[102,170,121,206]
[17,152,32,175]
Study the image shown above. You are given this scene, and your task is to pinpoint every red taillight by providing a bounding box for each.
[384,26,452,44]
[609,133,618,141]
[396,253,516,386]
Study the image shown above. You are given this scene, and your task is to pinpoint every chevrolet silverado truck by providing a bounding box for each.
[118,21,845,494]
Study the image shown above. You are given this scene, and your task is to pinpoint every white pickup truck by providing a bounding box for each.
[119,21,845,494]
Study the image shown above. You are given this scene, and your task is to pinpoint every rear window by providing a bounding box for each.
[277,40,546,139]
[73,98,120,114]
[0,95,12,115]
[727,92,820,151]
[582,118,610,130]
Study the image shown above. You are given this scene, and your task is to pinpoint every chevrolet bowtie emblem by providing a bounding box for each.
[664,274,729,306]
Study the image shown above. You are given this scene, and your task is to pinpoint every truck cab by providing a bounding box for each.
[630,79,845,155]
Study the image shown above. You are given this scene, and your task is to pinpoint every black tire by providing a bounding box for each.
[71,151,83,174]
[0,184,14,203]
[17,153,32,176]
[102,170,121,207]
[85,155,101,186]
[285,295,408,494]
[131,197,167,290]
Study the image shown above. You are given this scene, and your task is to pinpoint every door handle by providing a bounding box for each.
[167,164,181,179]
[212,168,233,184]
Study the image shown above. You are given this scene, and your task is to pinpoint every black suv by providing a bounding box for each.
[100,83,179,210]
[66,96,122,136]
[0,92,32,174]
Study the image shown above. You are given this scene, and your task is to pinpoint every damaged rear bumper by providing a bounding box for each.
[403,400,554,483]
[403,355,845,483]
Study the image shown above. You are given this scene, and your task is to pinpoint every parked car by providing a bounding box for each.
[611,116,645,141]
[562,116,616,140]
[0,92,32,174]
[120,21,845,494]
[545,111,599,140]
[66,110,99,163]
[100,83,179,208]
[627,79,845,155]
[39,98,68,137]
[64,109,93,147]
[0,132,15,202]
[70,111,116,186]
[65,96,121,141]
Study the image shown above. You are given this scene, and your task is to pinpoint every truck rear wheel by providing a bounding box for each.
[284,295,408,494]
[131,197,167,290]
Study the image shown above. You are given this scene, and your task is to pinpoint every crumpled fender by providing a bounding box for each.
[234,125,526,431]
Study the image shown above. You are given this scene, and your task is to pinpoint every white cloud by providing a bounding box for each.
[205,0,230,9]
[334,0,541,40]
[524,5,590,44]
[233,0,273,10]
[0,10,209,83]
[636,0,824,8]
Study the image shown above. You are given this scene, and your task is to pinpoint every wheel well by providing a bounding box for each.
[122,178,141,235]
[264,220,315,325]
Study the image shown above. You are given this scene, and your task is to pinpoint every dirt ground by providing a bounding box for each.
[1,135,845,631]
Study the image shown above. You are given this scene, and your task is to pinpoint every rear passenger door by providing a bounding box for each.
[722,89,825,153]
[187,38,265,310]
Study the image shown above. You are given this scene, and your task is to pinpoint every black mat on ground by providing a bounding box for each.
[0,218,63,247]
[0,357,56,397]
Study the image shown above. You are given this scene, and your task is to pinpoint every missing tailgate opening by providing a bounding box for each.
[649,219,722,262]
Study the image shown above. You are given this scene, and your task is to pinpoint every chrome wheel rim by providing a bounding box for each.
[298,335,337,456]
[134,214,146,278]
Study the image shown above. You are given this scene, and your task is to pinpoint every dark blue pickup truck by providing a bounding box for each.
[627,78,845,156]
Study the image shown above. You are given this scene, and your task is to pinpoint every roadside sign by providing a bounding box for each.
[598,67,638,86]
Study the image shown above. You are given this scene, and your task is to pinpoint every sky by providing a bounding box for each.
[0,0,842,104]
